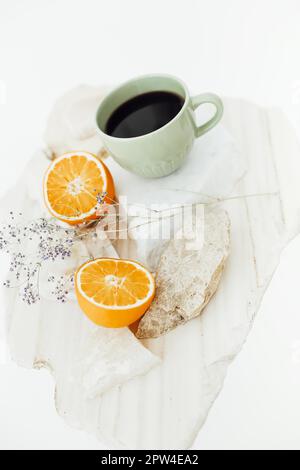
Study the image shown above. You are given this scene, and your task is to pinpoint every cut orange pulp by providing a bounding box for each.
[43,151,115,225]
[75,258,155,328]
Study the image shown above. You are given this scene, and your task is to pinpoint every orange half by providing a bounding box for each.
[43,151,115,225]
[75,258,155,328]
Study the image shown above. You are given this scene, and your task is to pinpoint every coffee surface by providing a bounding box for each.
[105,91,184,138]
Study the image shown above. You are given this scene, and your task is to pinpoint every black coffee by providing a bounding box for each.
[105,91,184,138]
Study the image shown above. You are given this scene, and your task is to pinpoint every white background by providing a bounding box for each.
[1,0,300,450]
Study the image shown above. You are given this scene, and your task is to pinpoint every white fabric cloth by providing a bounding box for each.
[4,89,299,449]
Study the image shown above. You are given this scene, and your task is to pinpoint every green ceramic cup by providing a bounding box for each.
[95,74,223,178]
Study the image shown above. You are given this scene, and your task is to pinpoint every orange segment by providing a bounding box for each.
[43,151,115,224]
[75,258,155,328]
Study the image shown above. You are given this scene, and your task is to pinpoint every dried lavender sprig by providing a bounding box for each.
[0,212,79,304]
[0,204,117,305]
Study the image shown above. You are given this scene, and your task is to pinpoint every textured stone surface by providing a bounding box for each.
[136,207,230,339]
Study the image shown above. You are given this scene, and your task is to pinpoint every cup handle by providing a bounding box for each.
[191,93,223,138]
